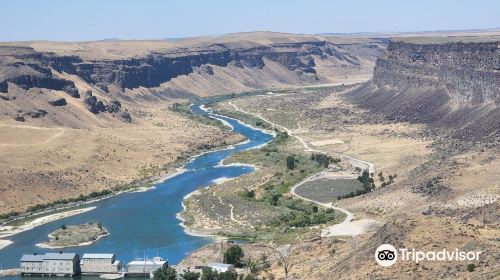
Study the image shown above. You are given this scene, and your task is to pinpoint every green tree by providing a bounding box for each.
[201,267,218,280]
[270,193,281,206]
[286,155,295,170]
[153,266,177,280]
[224,245,245,267]
[180,269,200,280]
[218,271,238,280]
[61,224,67,230]
[466,264,476,272]
[244,189,255,199]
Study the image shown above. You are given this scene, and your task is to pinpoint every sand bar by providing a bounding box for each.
[0,206,96,240]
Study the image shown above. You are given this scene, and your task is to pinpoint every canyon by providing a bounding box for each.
[0,30,499,280]
[0,32,383,215]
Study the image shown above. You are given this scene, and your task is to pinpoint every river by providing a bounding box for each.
[0,98,274,276]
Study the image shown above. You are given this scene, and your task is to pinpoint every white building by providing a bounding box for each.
[81,253,122,274]
[20,254,45,274]
[126,257,167,276]
[208,263,235,273]
[20,252,80,276]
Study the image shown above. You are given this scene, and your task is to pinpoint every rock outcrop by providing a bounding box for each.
[84,90,122,115]
[121,111,131,123]
[0,46,80,95]
[48,97,67,106]
[67,41,357,89]
[0,80,7,93]
[348,40,500,147]
[1,39,378,93]
[0,35,383,126]
[373,41,500,104]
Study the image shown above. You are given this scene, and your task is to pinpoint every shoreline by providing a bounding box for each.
[0,133,238,240]
[0,102,245,250]
[35,232,110,249]
[0,239,13,250]
[0,207,98,251]
[176,104,275,238]
[176,189,217,238]
[0,207,97,240]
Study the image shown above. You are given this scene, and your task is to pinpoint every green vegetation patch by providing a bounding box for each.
[169,102,229,131]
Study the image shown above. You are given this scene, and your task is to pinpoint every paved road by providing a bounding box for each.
[229,101,378,236]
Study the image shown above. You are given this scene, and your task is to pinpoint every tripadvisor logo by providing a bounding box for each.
[375,244,481,267]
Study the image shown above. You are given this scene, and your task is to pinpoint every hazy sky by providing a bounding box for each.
[2,0,499,41]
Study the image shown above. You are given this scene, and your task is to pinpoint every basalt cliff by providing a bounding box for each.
[0,34,384,126]
[348,40,500,146]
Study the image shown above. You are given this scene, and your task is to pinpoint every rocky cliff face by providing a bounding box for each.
[64,41,357,90]
[373,41,500,104]
[348,41,500,147]
[1,40,378,95]
[0,36,383,126]
[0,46,79,94]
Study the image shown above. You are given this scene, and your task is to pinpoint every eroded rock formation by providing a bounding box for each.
[373,41,500,104]
[348,41,500,147]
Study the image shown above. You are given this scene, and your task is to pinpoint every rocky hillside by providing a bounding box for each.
[348,40,500,147]
[373,41,499,104]
[0,33,385,126]
[0,33,385,215]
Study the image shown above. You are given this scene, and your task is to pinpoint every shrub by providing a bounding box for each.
[223,245,245,267]
[201,267,217,280]
[467,263,476,272]
[153,266,177,280]
[286,155,296,170]
[181,269,200,280]
[242,189,255,199]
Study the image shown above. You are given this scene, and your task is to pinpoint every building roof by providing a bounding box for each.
[208,263,234,269]
[82,253,115,259]
[44,252,78,260]
[127,257,167,267]
[127,260,164,266]
[20,254,45,262]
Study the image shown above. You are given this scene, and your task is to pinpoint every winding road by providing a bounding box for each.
[228,101,378,236]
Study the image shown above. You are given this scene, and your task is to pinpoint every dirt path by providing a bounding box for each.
[229,203,253,228]
[229,102,374,174]
[228,101,378,236]
[213,192,252,228]
[0,125,66,147]
[290,173,379,237]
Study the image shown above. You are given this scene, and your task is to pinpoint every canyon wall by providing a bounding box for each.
[0,36,383,126]
[1,40,379,95]
[348,40,500,146]
[373,41,500,104]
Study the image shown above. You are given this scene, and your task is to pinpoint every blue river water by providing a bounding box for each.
[0,99,273,274]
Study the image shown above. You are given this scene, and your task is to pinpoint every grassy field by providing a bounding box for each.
[295,178,365,203]
[181,99,347,244]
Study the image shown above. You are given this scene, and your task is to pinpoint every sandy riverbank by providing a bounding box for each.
[0,206,97,249]
[0,239,13,250]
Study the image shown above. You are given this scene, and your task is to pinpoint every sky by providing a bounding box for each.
[1,0,500,41]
